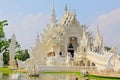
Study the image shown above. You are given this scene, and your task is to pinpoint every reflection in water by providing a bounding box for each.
[0,72,80,80]
[2,73,9,80]
[10,73,22,80]
[28,74,79,80]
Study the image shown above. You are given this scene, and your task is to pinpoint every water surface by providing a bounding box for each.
[0,73,81,80]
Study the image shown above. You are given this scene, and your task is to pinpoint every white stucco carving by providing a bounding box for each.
[23,3,120,72]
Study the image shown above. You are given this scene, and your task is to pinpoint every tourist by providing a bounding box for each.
[15,60,19,69]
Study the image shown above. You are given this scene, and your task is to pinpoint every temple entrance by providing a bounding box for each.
[67,37,78,58]
[68,50,74,57]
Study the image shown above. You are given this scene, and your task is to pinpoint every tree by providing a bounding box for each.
[0,20,8,65]
[2,39,10,64]
[16,49,29,61]
[0,20,8,38]
[104,46,111,51]
[0,20,8,53]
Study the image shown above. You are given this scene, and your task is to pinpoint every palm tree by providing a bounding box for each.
[0,20,8,53]
[0,20,8,38]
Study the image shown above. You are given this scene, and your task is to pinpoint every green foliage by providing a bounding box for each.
[2,39,10,64]
[0,20,9,65]
[0,20,8,38]
[0,67,13,74]
[89,74,120,80]
[0,20,8,53]
[104,46,111,51]
[16,49,29,61]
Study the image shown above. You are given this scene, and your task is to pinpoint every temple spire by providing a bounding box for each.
[65,4,68,11]
[82,27,86,37]
[50,0,57,24]
[9,33,16,69]
[96,26,100,38]
[36,34,40,46]
[10,34,16,55]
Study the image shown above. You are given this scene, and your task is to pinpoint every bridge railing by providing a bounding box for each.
[37,66,96,72]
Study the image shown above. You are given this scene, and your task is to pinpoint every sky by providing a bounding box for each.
[0,0,120,53]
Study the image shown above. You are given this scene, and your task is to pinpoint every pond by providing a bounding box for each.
[0,72,83,80]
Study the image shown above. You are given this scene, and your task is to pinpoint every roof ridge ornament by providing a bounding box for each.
[50,0,57,24]
[96,26,100,38]
[65,4,68,12]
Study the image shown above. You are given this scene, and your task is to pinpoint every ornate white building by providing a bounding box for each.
[24,2,120,72]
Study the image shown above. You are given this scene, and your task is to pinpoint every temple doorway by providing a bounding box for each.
[68,50,74,58]
[67,37,78,58]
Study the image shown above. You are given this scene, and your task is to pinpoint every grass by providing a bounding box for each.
[89,74,120,80]
[0,67,26,74]
[75,72,120,80]
[0,67,13,74]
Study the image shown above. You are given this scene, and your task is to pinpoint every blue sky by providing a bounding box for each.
[0,0,120,53]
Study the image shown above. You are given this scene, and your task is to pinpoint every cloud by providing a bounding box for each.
[96,8,120,30]
[4,13,49,49]
[90,8,120,53]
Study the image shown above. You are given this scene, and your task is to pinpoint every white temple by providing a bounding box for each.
[24,2,120,72]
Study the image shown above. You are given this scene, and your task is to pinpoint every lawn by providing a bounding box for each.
[0,67,13,74]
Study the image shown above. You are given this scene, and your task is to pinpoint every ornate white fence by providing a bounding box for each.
[38,66,96,72]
